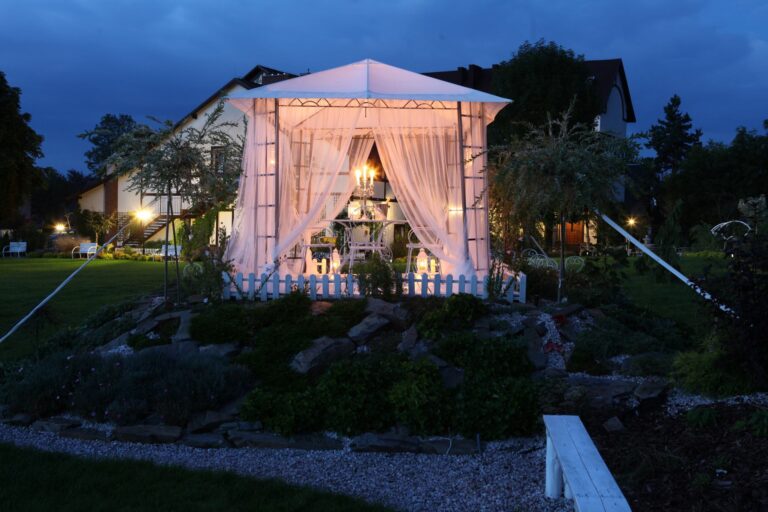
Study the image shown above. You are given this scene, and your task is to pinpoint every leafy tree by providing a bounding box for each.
[31,168,90,223]
[492,106,638,299]
[0,71,43,225]
[78,114,137,175]
[645,94,702,177]
[489,40,602,144]
[109,100,242,210]
[85,211,116,244]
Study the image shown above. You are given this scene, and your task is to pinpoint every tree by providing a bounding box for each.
[0,71,43,225]
[31,168,90,224]
[492,106,638,300]
[85,211,116,244]
[645,94,702,177]
[78,114,137,175]
[489,40,602,144]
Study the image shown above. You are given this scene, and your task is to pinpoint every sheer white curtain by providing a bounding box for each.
[225,99,274,275]
[274,107,362,273]
[373,109,472,276]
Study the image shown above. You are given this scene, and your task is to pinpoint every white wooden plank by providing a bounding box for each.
[459,274,466,294]
[333,274,341,299]
[518,272,527,303]
[235,273,243,301]
[271,273,280,299]
[222,272,231,300]
[470,275,478,296]
[445,274,454,297]
[309,275,317,300]
[408,272,415,297]
[546,434,564,498]
[434,274,442,297]
[346,274,354,297]
[420,273,428,298]
[285,274,293,295]
[322,274,330,297]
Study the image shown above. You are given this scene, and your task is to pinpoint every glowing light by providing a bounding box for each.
[355,168,362,187]
[134,209,153,223]
[331,248,341,273]
[627,217,637,227]
[417,248,429,274]
[54,223,66,233]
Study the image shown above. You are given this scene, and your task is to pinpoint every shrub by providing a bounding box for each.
[457,375,539,439]
[240,387,321,436]
[566,345,610,375]
[673,343,753,397]
[417,294,486,339]
[190,304,253,344]
[747,410,768,437]
[686,407,718,429]
[434,332,532,379]
[315,355,405,435]
[619,352,674,377]
[388,359,454,435]
[355,254,397,299]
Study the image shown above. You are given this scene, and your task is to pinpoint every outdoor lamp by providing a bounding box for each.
[331,248,341,273]
[627,217,637,228]
[355,168,362,187]
[134,208,153,223]
[417,248,429,274]
[54,223,66,234]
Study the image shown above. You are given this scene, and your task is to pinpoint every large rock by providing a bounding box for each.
[397,325,418,354]
[226,431,341,450]
[634,379,669,401]
[602,416,625,433]
[524,327,546,370]
[290,336,355,376]
[187,410,234,434]
[182,433,230,448]
[365,299,411,330]
[59,427,111,442]
[567,375,637,411]
[199,343,240,358]
[350,432,421,453]
[4,413,33,426]
[310,301,333,316]
[217,420,262,433]
[114,424,182,444]
[171,310,194,342]
[32,417,81,433]
[347,314,390,342]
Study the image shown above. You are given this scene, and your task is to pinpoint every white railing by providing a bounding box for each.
[222,271,527,303]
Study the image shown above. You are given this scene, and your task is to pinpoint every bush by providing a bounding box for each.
[620,352,674,377]
[434,332,532,379]
[457,375,539,439]
[355,254,397,299]
[3,351,252,425]
[388,359,454,435]
[417,294,485,339]
[315,355,405,435]
[673,347,753,397]
[686,407,718,429]
[241,387,322,436]
[190,304,254,344]
[566,345,610,375]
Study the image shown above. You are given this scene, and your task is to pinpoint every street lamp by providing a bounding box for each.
[133,208,153,254]
[54,223,66,234]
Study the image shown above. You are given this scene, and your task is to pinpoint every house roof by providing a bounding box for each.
[423,58,636,123]
[228,59,512,104]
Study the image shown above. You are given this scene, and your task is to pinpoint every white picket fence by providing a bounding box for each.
[222,271,527,303]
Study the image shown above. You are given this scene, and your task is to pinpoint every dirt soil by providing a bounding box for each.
[585,404,768,512]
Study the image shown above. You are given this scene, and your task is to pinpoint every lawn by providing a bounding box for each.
[0,258,172,361]
[622,255,726,333]
[0,443,390,512]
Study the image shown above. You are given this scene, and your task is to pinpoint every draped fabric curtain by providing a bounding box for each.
[224,99,274,276]
[372,110,472,276]
[274,107,362,273]
[323,134,374,223]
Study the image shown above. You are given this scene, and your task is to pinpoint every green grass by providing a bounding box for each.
[622,255,726,333]
[0,443,391,512]
[0,258,171,360]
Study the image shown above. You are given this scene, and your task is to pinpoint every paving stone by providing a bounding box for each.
[182,433,230,448]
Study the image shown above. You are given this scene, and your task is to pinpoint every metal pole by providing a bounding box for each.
[163,183,170,303]
[558,213,566,302]
[456,101,470,262]
[598,211,732,313]
[169,192,181,304]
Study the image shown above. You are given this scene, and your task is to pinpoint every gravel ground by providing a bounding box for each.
[0,424,572,512]
[665,388,768,416]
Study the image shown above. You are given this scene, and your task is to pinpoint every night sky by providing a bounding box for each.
[2,0,766,172]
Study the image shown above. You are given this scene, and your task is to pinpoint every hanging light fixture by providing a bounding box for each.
[417,248,429,274]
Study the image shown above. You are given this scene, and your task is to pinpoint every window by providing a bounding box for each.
[211,146,226,174]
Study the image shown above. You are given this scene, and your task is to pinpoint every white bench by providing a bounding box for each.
[544,415,631,512]
[72,242,98,259]
[155,244,182,259]
[2,241,27,257]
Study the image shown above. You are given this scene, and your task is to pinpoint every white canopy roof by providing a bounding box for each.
[228,59,511,105]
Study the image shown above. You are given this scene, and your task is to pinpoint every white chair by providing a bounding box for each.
[2,241,27,257]
[159,244,182,259]
[71,242,98,259]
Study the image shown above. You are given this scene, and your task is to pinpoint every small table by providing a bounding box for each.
[333,219,404,273]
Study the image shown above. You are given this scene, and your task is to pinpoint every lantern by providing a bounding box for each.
[417,248,429,274]
[331,248,341,273]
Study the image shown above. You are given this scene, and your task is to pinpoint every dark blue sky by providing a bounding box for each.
[1,0,766,172]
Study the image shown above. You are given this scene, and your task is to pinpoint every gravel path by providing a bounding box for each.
[0,424,571,512]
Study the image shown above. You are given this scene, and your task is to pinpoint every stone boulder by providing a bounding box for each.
[602,416,625,433]
[347,314,390,342]
[114,424,182,444]
[32,417,81,433]
[396,325,418,354]
[199,343,240,359]
[350,432,421,453]
[187,410,234,434]
[634,379,669,401]
[290,336,355,376]
[227,431,341,450]
[523,327,546,370]
[59,427,111,442]
[4,413,33,426]
[182,433,230,448]
[140,340,199,359]
[365,298,411,330]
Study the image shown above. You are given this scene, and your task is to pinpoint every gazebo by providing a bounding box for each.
[223,59,517,299]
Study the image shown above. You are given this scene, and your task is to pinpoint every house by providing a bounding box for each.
[77,59,635,253]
